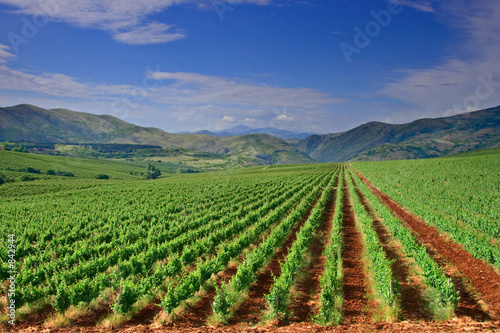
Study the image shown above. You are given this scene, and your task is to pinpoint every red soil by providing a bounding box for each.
[355,169,500,320]
[340,178,372,325]
[7,172,500,332]
[289,179,338,323]
[228,188,322,326]
[351,178,431,321]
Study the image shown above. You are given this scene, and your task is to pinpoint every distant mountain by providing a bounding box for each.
[193,125,316,140]
[296,106,500,162]
[0,104,313,165]
[1,104,499,164]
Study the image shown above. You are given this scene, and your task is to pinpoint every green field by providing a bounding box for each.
[1,151,499,330]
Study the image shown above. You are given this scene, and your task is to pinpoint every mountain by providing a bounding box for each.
[296,106,500,162]
[0,104,313,165]
[1,104,499,164]
[193,125,316,140]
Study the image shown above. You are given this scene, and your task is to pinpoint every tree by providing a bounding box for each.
[145,163,161,180]
[12,145,28,153]
[0,173,11,185]
[2,142,9,150]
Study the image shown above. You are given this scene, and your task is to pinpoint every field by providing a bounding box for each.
[1,151,500,332]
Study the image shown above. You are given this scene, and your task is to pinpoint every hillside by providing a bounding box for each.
[1,104,499,163]
[0,150,147,182]
[296,106,500,162]
[193,125,315,140]
[0,104,313,166]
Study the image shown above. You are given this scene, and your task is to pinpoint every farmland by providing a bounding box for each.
[1,151,500,332]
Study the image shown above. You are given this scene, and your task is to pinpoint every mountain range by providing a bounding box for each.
[1,104,499,164]
[189,125,316,140]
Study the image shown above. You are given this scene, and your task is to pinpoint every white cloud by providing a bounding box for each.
[243,117,257,123]
[112,23,185,45]
[0,53,342,132]
[399,0,434,13]
[0,0,271,44]
[0,61,341,109]
[381,0,500,119]
[0,44,15,64]
[0,63,132,98]
[222,115,235,122]
[276,114,294,122]
[149,71,342,107]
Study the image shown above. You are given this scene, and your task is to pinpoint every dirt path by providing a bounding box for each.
[8,319,500,333]
[154,182,326,327]
[123,303,162,328]
[355,170,500,320]
[289,178,339,323]
[350,175,430,321]
[175,266,238,327]
[340,177,372,325]
[229,185,325,326]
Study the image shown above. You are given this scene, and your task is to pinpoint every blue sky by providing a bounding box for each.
[0,0,499,134]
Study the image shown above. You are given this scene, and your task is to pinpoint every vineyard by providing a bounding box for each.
[1,152,500,332]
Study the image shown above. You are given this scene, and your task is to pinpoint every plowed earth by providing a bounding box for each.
[354,170,500,320]
[5,171,500,333]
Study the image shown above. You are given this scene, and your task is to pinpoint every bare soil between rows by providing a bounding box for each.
[5,171,500,332]
[354,169,500,320]
[6,319,500,333]
[340,177,373,325]
[351,175,431,321]
[288,177,339,323]
[228,182,327,326]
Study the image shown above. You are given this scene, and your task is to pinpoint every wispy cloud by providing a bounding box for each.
[0,44,15,63]
[0,44,342,132]
[0,0,271,45]
[149,71,342,107]
[399,0,434,13]
[381,0,500,119]
[113,23,185,45]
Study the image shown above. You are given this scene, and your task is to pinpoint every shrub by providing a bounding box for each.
[26,167,41,174]
[95,174,109,179]
[0,173,13,185]
[145,163,161,180]
[12,145,28,153]
[53,281,71,313]
[19,175,35,182]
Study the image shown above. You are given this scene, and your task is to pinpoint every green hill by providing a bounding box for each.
[0,150,146,181]
[296,106,500,162]
[1,104,499,163]
[0,104,313,166]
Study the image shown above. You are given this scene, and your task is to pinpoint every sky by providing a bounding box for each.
[0,0,499,134]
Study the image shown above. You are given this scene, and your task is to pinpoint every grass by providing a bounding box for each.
[357,228,401,323]
[98,296,153,329]
[44,312,70,328]
[0,150,145,180]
